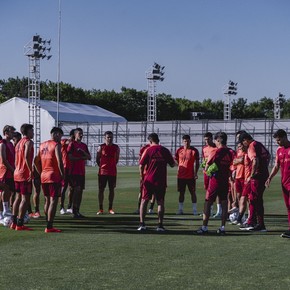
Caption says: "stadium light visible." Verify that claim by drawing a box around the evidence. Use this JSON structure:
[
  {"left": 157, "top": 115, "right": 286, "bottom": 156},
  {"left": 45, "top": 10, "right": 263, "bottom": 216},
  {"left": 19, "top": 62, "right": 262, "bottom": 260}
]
[
  {"left": 145, "top": 62, "right": 165, "bottom": 122},
  {"left": 223, "top": 80, "right": 238, "bottom": 121},
  {"left": 24, "top": 34, "right": 52, "bottom": 153},
  {"left": 274, "top": 92, "right": 284, "bottom": 120}
]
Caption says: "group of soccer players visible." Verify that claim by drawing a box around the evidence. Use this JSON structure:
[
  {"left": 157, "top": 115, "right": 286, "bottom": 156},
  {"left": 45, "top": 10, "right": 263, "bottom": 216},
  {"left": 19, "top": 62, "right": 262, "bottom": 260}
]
[{"left": 0, "top": 123, "right": 289, "bottom": 238}]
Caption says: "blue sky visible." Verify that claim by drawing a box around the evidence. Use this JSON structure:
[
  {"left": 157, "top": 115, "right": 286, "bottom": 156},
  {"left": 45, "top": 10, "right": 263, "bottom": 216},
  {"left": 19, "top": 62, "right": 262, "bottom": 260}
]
[{"left": 1, "top": 0, "right": 290, "bottom": 102}]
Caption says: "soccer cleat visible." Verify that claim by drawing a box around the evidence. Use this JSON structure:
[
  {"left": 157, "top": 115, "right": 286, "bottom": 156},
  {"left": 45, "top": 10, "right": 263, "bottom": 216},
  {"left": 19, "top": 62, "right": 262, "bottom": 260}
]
[
  {"left": 10, "top": 222, "right": 17, "bottom": 230},
  {"left": 15, "top": 225, "right": 33, "bottom": 231},
  {"left": 239, "top": 223, "right": 255, "bottom": 231},
  {"left": 33, "top": 211, "right": 41, "bottom": 218},
  {"left": 60, "top": 208, "right": 66, "bottom": 215},
  {"left": 28, "top": 213, "right": 34, "bottom": 218},
  {"left": 195, "top": 227, "right": 208, "bottom": 234},
  {"left": 176, "top": 209, "right": 184, "bottom": 215},
  {"left": 45, "top": 227, "right": 62, "bottom": 233},
  {"left": 156, "top": 226, "right": 166, "bottom": 232},
  {"left": 148, "top": 209, "right": 154, "bottom": 214},
  {"left": 280, "top": 230, "right": 290, "bottom": 238},
  {"left": 66, "top": 208, "right": 73, "bottom": 214},
  {"left": 97, "top": 209, "right": 104, "bottom": 215},
  {"left": 3, "top": 209, "right": 13, "bottom": 217},
  {"left": 216, "top": 228, "right": 226, "bottom": 235},
  {"left": 108, "top": 209, "right": 115, "bottom": 215},
  {"left": 137, "top": 224, "right": 147, "bottom": 231},
  {"left": 249, "top": 224, "right": 267, "bottom": 232},
  {"left": 73, "top": 212, "right": 85, "bottom": 219}
]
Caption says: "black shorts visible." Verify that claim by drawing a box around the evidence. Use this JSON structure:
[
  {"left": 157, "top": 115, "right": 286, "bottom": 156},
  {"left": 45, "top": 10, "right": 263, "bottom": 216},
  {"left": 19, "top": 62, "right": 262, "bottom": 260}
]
[{"left": 98, "top": 175, "right": 116, "bottom": 190}]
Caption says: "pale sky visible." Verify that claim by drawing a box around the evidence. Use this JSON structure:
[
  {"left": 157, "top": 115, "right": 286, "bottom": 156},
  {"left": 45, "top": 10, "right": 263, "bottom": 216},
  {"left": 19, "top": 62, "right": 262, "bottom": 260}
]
[{"left": 1, "top": 0, "right": 290, "bottom": 102}]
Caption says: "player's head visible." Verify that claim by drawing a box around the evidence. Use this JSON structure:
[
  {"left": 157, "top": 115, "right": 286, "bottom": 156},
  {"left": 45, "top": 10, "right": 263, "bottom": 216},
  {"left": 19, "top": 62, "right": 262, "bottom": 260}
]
[
  {"left": 3, "top": 125, "right": 16, "bottom": 139},
  {"left": 12, "top": 131, "right": 21, "bottom": 146},
  {"left": 20, "top": 123, "right": 34, "bottom": 139},
  {"left": 204, "top": 132, "right": 213, "bottom": 145},
  {"left": 69, "top": 129, "right": 75, "bottom": 141},
  {"left": 238, "top": 132, "right": 253, "bottom": 146},
  {"left": 182, "top": 134, "right": 191, "bottom": 147},
  {"left": 104, "top": 131, "right": 113, "bottom": 144},
  {"left": 148, "top": 133, "right": 159, "bottom": 144},
  {"left": 273, "top": 129, "right": 288, "bottom": 147},
  {"left": 235, "top": 130, "right": 247, "bottom": 142},
  {"left": 50, "top": 127, "right": 64, "bottom": 142},
  {"left": 214, "top": 131, "right": 227, "bottom": 146},
  {"left": 74, "top": 128, "right": 83, "bottom": 141}
]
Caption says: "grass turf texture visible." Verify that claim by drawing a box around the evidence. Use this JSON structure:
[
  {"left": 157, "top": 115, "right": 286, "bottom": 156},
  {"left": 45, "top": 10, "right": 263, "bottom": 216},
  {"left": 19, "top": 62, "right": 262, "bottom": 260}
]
[{"left": 1, "top": 166, "right": 289, "bottom": 290}]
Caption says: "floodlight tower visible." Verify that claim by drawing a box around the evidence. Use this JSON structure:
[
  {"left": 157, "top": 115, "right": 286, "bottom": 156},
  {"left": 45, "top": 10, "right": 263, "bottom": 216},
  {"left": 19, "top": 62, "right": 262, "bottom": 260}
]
[
  {"left": 145, "top": 63, "right": 165, "bottom": 122},
  {"left": 223, "top": 80, "right": 237, "bottom": 121},
  {"left": 274, "top": 92, "right": 284, "bottom": 120},
  {"left": 24, "top": 34, "right": 52, "bottom": 152}
]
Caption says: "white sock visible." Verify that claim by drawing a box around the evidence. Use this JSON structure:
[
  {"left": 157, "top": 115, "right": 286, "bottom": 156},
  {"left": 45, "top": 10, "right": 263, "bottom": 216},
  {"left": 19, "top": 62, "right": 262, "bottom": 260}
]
[
  {"left": 178, "top": 202, "right": 184, "bottom": 211},
  {"left": 3, "top": 202, "right": 9, "bottom": 213},
  {"left": 192, "top": 203, "right": 197, "bottom": 213},
  {"left": 0, "top": 211, "right": 3, "bottom": 219},
  {"left": 216, "top": 204, "right": 222, "bottom": 215}
]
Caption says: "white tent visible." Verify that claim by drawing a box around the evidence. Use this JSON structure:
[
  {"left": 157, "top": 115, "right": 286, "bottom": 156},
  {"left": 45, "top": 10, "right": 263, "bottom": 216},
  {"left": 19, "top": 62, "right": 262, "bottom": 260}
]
[{"left": 0, "top": 97, "right": 126, "bottom": 141}]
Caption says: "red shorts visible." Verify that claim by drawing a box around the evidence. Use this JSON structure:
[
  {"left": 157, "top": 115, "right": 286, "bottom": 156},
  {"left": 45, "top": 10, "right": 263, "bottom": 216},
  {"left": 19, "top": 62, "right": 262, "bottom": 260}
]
[
  {"left": 71, "top": 175, "right": 85, "bottom": 190},
  {"left": 15, "top": 181, "right": 32, "bottom": 195},
  {"left": 62, "top": 167, "right": 73, "bottom": 187},
  {"left": 98, "top": 175, "right": 116, "bottom": 190},
  {"left": 242, "top": 181, "right": 251, "bottom": 197},
  {"left": 42, "top": 182, "right": 61, "bottom": 198},
  {"left": 0, "top": 177, "right": 15, "bottom": 192},
  {"left": 142, "top": 181, "right": 166, "bottom": 203},
  {"left": 235, "top": 178, "right": 244, "bottom": 194},
  {"left": 177, "top": 178, "right": 196, "bottom": 193},
  {"left": 203, "top": 174, "right": 210, "bottom": 190},
  {"left": 206, "top": 177, "right": 228, "bottom": 202}
]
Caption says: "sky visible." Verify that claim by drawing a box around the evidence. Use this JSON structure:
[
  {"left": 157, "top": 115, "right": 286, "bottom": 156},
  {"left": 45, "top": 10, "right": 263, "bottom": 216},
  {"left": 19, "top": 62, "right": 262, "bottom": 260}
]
[{"left": 1, "top": 0, "right": 290, "bottom": 102}]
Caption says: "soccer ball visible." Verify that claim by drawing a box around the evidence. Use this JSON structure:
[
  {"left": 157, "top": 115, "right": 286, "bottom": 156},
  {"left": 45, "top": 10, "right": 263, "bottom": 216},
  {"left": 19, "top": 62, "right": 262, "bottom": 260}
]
[
  {"left": 3, "top": 216, "right": 13, "bottom": 227},
  {"left": 229, "top": 211, "right": 239, "bottom": 222}
]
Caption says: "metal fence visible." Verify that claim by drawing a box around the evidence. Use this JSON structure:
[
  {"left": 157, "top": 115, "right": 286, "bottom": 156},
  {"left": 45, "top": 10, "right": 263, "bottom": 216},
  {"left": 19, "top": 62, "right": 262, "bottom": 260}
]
[{"left": 59, "top": 119, "right": 290, "bottom": 166}]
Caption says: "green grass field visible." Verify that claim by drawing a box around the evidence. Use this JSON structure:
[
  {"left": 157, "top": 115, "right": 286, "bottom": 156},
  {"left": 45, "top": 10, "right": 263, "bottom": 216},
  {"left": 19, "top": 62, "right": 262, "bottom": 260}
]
[{"left": 0, "top": 166, "right": 289, "bottom": 290}]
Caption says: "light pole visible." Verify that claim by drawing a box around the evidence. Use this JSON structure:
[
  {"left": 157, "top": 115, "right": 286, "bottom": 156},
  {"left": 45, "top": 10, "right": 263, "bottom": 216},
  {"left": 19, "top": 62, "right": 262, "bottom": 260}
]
[
  {"left": 145, "top": 62, "right": 165, "bottom": 122},
  {"left": 274, "top": 92, "right": 284, "bottom": 120},
  {"left": 223, "top": 80, "right": 237, "bottom": 121},
  {"left": 24, "top": 34, "right": 52, "bottom": 153}
]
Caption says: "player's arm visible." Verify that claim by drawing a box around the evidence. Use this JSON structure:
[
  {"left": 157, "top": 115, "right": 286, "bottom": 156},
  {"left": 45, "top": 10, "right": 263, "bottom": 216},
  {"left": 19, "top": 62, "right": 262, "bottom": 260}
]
[
  {"left": 78, "top": 146, "right": 91, "bottom": 161},
  {"left": 55, "top": 143, "right": 64, "bottom": 179},
  {"left": 0, "top": 143, "right": 14, "bottom": 173},
  {"left": 96, "top": 146, "right": 101, "bottom": 166},
  {"left": 265, "top": 158, "right": 279, "bottom": 188},
  {"left": 24, "top": 140, "right": 33, "bottom": 180},
  {"left": 194, "top": 149, "right": 200, "bottom": 179},
  {"left": 251, "top": 157, "right": 259, "bottom": 178},
  {"left": 233, "top": 155, "right": 244, "bottom": 166},
  {"left": 115, "top": 146, "right": 120, "bottom": 164}
]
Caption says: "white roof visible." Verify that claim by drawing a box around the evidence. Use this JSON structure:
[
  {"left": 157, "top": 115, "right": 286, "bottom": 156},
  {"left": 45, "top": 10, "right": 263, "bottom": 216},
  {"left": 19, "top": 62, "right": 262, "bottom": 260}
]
[{"left": 16, "top": 97, "right": 127, "bottom": 123}]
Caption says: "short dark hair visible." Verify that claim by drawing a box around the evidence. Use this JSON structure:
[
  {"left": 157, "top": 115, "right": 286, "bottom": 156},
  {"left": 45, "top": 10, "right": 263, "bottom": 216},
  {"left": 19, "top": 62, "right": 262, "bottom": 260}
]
[
  {"left": 182, "top": 134, "right": 190, "bottom": 140},
  {"left": 204, "top": 132, "right": 213, "bottom": 138},
  {"left": 13, "top": 131, "right": 21, "bottom": 140},
  {"left": 69, "top": 129, "right": 75, "bottom": 137},
  {"left": 214, "top": 132, "right": 227, "bottom": 145},
  {"left": 50, "top": 127, "right": 64, "bottom": 135},
  {"left": 148, "top": 133, "right": 159, "bottom": 143},
  {"left": 104, "top": 131, "right": 113, "bottom": 136},
  {"left": 273, "top": 129, "right": 287, "bottom": 139},
  {"left": 20, "top": 123, "right": 33, "bottom": 136},
  {"left": 236, "top": 130, "right": 247, "bottom": 137},
  {"left": 238, "top": 132, "right": 253, "bottom": 143},
  {"left": 3, "top": 125, "right": 16, "bottom": 135},
  {"left": 75, "top": 128, "right": 83, "bottom": 135}
]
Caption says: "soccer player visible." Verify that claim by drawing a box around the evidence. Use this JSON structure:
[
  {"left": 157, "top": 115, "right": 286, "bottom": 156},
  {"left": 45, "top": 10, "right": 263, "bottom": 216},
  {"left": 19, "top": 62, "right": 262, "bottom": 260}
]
[
  {"left": 35, "top": 127, "right": 64, "bottom": 233},
  {"left": 196, "top": 132, "right": 233, "bottom": 234},
  {"left": 67, "top": 128, "right": 91, "bottom": 218},
  {"left": 138, "top": 133, "right": 175, "bottom": 231},
  {"left": 201, "top": 132, "right": 220, "bottom": 217},
  {"left": 175, "top": 134, "right": 200, "bottom": 215},
  {"left": 134, "top": 143, "right": 150, "bottom": 214},
  {"left": 0, "top": 125, "right": 16, "bottom": 217},
  {"left": 10, "top": 123, "right": 34, "bottom": 231},
  {"left": 265, "top": 129, "right": 290, "bottom": 238},
  {"left": 238, "top": 132, "right": 270, "bottom": 231},
  {"left": 96, "top": 131, "right": 120, "bottom": 215},
  {"left": 59, "top": 129, "right": 75, "bottom": 214}
]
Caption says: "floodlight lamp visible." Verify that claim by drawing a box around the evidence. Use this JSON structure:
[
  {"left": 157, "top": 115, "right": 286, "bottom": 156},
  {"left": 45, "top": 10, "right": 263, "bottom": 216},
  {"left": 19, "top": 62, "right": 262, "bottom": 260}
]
[
  {"left": 33, "top": 43, "right": 39, "bottom": 49},
  {"left": 153, "top": 69, "right": 160, "bottom": 74},
  {"left": 33, "top": 35, "right": 40, "bottom": 42},
  {"left": 160, "top": 77, "right": 164, "bottom": 81}
]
